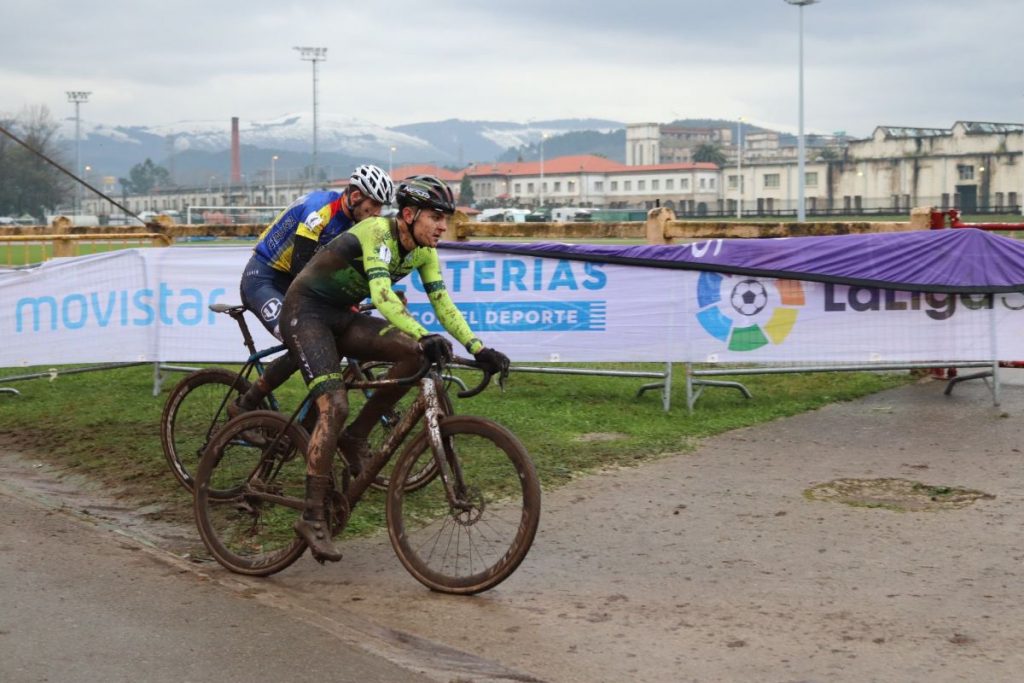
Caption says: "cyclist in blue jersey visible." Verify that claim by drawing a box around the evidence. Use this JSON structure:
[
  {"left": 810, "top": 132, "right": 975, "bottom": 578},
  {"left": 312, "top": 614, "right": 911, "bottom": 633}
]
[
  {"left": 233, "top": 164, "right": 394, "bottom": 412},
  {"left": 241, "top": 164, "right": 394, "bottom": 339}
]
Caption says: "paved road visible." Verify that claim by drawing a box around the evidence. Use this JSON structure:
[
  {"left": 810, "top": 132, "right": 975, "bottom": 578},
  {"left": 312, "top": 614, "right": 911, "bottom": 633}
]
[
  {"left": 0, "top": 486, "right": 438, "bottom": 683},
  {"left": 4, "top": 375, "right": 1024, "bottom": 682}
]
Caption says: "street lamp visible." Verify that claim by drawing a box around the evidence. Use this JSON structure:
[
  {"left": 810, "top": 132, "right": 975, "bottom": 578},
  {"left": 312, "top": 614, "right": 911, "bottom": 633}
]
[
  {"left": 539, "top": 132, "right": 548, "bottom": 209},
  {"left": 294, "top": 46, "right": 327, "bottom": 185},
  {"left": 271, "top": 155, "right": 279, "bottom": 205},
  {"left": 66, "top": 90, "right": 91, "bottom": 217},
  {"left": 83, "top": 165, "right": 92, "bottom": 214},
  {"left": 784, "top": 0, "right": 818, "bottom": 222},
  {"left": 389, "top": 146, "right": 396, "bottom": 176},
  {"left": 736, "top": 117, "right": 744, "bottom": 219}
]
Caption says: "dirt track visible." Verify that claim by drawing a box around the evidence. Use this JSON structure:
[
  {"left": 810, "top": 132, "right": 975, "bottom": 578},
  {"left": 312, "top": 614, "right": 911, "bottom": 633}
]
[{"left": 4, "top": 375, "right": 1024, "bottom": 682}]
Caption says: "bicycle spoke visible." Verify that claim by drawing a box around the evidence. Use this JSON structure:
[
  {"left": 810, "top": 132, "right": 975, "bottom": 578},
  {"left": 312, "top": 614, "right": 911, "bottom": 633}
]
[
  {"left": 194, "top": 412, "right": 309, "bottom": 576},
  {"left": 161, "top": 368, "right": 251, "bottom": 495},
  {"left": 387, "top": 416, "right": 540, "bottom": 594}
]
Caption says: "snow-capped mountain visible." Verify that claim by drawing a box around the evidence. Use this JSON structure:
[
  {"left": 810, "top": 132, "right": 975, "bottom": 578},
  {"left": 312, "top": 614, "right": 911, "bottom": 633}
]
[{"left": 56, "top": 113, "right": 625, "bottom": 186}]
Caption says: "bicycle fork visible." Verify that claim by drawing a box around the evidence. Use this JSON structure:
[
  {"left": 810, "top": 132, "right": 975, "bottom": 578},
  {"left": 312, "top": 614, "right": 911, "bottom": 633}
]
[{"left": 421, "top": 378, "right": 470, "bottom": 512}]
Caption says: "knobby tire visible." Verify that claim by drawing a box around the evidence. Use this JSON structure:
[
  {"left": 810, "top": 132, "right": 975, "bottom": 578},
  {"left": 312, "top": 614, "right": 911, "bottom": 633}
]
[
  {"left": 193, "top": 410, "right": 311, "bottom": 576},
  {"left": 160, "top": 368, "right": 252, "bottom": 497},
  {"left": 386, "top": 415, "right": 540, "bottom": 595}
]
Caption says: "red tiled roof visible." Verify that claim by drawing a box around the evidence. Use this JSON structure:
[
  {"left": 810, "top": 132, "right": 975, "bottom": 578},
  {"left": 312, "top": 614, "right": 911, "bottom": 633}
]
[
  {"left": 619, "top": 162, "right": 720, "bottom": 172},
  {"left": 464, "top": 155, "right": 624, "bottom": 177},
  {"left": 463, "top": 155, "right": 718, "bottom": 176},
  {"left": 390, "top": 164, "right": 463, "bottom": 182}
]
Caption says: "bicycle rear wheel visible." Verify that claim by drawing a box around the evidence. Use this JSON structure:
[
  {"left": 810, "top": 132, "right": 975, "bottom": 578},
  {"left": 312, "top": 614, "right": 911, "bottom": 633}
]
[
  {"left": 386, "top": 415, "right": 540, "bottom": 595},
  {"left": 193, "top": 410, "right": 310, "bottom": 576},
  {"left": 160, "top": 368, "right": 251, "bottom": 497}
]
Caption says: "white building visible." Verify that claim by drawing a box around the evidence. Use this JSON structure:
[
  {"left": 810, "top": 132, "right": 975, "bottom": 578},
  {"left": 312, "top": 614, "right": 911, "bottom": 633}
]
[
  {"left": 725, "top": 121, "right": 1024, "bottom": 215},
  {"left": 465, "top": 155, "right": 720, "bottom": 213}
]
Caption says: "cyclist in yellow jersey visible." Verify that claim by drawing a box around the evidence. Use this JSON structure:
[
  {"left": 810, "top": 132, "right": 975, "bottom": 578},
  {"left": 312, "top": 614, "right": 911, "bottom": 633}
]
[{"left": 277, "top": 175, "right": 509, "bottom": 562}]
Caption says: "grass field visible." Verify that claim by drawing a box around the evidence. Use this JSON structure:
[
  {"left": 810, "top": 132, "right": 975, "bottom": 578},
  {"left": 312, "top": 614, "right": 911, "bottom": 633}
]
[{"left": 0, "top": 362, "right": 911, "bottom": 536}]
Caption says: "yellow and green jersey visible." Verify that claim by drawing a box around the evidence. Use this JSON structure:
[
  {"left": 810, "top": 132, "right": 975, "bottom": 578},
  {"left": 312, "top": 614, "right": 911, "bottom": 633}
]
[{"left": 290, "top": 216, "right": 483, "bottom": 354}]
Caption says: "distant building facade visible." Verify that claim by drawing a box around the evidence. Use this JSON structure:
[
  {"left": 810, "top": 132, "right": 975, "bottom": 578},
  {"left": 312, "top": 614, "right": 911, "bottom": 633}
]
[
  {"left": 626, "top": 123, "right": 730, "bottom": 166},
  {"left": 464, "top": 155, "right": 720, "bottom": 212},
  {"left": 83, "top": 121, "right": 1024, "bottom": 223},
  {"left": 725, "top": 121, "right": 1024, "bottom": 215}
]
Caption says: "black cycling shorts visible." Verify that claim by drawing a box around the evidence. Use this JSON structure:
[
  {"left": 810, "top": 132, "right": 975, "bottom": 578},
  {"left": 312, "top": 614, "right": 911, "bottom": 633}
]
[
  {"left": 239, "top": 255, "right": 293, "bottom": 340},
  {"left": 280, "top": 293, "right": 420, "bottom": 397}
]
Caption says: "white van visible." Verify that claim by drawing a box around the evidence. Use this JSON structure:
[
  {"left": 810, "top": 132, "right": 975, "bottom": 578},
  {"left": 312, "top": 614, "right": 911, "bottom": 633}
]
[
  {"left": 551, "top": 207, "right": 593, "bottom": 223},
  {"left": 45, "top": 214, "right": 101, "bottom": 227}
]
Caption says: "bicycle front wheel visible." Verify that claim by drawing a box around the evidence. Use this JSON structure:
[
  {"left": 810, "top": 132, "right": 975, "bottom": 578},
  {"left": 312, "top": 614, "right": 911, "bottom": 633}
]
[
  {"left": 193, "top": 410, "right": 309, "bottom": 576},
  {"left": 386, "top": 415, "right": 540, "bottom": 595},
  {"left": 160, "top": 368, "right": 251, "bottom": 496}
]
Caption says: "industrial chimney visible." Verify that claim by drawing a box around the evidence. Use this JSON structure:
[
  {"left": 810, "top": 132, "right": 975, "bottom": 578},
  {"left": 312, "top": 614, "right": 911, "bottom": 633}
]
[{"left": 231, "top": 117, "right": 241, "bottom": 185}]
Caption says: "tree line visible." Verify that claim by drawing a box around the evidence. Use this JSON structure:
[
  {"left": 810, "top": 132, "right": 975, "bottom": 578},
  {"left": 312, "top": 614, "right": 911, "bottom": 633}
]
[
  {"left": 0, "top": 106, "right": 72, "bottom": 219},
  {"left": 0, "top": 106, "right": 173, "bottom": 220}
]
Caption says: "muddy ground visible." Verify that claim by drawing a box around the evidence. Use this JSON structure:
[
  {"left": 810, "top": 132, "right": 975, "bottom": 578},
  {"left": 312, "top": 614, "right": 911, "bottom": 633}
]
[{"left": 3, "top": 375, "right": 1024, "bottom": 682}]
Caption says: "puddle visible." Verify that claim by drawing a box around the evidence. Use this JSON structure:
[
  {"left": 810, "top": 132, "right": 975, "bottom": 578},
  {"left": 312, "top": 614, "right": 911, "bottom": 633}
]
[
  {"left": 0, "top": 451, "right": 202, "bottom": 556},
  {"left": 805, "top": 477, "right": 995, "bottom": 512}
]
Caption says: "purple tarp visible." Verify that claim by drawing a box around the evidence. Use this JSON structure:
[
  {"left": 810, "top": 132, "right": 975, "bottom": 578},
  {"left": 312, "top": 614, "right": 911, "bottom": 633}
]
[{"left": 441, "top": 228, "right": 1024, "bottom": 294}]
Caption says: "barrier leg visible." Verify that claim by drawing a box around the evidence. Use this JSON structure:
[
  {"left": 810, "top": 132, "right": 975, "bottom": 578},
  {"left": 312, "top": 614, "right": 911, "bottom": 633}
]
[
  {"left": 636, "top": 363, "right": 673, "bottom": 412},
  {"left": 684, "top": 364, "right": 754, "bottom": 412},
  {"left": 942, "top": 361, "right": 1000, "bottom": 406}
]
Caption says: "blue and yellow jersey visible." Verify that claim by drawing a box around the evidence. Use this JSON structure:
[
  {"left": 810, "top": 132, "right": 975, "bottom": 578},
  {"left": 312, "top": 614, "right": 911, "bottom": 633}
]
[
  {"left": 253, "top": 190, "right": 355, "bottom": 272},
  {"left": 291, "top": 216, "right": 484, "bottom": 354}
]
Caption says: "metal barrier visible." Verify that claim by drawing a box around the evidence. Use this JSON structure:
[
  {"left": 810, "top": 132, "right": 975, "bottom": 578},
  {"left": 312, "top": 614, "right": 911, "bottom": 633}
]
[
  {"left": 0, "top": 363, "right": 154, "bottom": 399},
  {"left": 685, "top": 360, "right": 1001, "bottom": 412},
  {"left": 150, "top": 361, "right": 674, "bottom": 410},
  {"left": 0, "top": 210, "right": 951, "bottom": 412},
  {"left": 510, "top": 363, "right": 673, "bottom": 412},
  {"left": 0, "top": 233, "right": 171, "bottom": 265}
]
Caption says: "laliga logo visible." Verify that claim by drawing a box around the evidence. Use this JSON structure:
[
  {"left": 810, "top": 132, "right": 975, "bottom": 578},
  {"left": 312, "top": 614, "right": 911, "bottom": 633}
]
[{"left": 696, "top": 272, "right": 805, "bottom": 352}]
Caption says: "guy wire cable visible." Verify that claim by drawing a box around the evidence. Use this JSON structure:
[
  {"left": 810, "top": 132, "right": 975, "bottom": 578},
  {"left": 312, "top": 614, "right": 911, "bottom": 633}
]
[{"left": 0, "top": 123, "right": 149, "bottom": 225}]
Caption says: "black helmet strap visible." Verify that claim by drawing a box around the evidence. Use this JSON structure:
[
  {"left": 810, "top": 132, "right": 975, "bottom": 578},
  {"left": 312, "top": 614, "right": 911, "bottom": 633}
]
[{"left": 400, "top": 206, "right": 427, "bottom": 249}]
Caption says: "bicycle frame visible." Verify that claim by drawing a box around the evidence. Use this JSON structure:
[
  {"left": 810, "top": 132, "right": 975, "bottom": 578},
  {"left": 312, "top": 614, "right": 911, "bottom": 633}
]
[
  {"left": 342, "top": 372, "right": 456, "bottom": 509},
  {"left": 250, "top": 369, "right": 465, "bottom": 531},
  {"left": 217, "top": 303, "right": 383, "bottom": 417}
]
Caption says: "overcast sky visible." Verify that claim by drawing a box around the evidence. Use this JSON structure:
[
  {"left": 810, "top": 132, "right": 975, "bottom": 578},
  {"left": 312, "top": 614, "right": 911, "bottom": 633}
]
[{"left": 2, "top": 0, "right": 1021, "bottom": 138}]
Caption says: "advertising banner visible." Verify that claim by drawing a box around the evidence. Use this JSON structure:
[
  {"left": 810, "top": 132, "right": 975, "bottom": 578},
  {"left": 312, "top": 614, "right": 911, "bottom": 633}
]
[{"left": 0, "top": 244, "right": 1019, "bottom": 368}]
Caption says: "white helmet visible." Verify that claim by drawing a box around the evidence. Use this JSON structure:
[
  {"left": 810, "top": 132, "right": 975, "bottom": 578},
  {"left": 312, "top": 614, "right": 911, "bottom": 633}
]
[{"left": 349, "top": 164, "right": 395, "bottom": 204}]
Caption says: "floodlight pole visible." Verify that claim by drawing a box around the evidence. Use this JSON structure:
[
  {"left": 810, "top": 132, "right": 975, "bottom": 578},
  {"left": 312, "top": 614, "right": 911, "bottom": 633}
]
[
  {"left": 539, "top": 132, "right": 548, "bottom": 208},
  {"left": 271, "top": 155, "right": 278, "bottom": 204},
  {"left": 294, "top": 47, "right": 327, "bottom": 186},
  {"left": 784, "top": 0, "right": 817, "bottom": 222},
  {"left": 67, "top": 91, "right": 91, "bottom": 218},
  {"left": 736, "top": 117, "right": 743, "bottom": 219}
]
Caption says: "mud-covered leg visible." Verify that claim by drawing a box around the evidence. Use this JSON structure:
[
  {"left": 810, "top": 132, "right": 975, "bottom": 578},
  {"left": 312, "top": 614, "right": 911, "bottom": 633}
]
[
  {"left": 294, "top": 389, "right": 347, "bottom": 563},
  {"left": 235, "top": 353, "right": 298, "bottom": 411}
]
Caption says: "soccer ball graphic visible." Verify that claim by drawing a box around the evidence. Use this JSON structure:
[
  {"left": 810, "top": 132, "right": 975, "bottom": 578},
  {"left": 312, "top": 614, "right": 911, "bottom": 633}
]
[
  {"left": 729, "top": 279, "right": 768, "bottom": 317},
  {"left": 695, "top": 272, "right": 805, "bottom": 352}
]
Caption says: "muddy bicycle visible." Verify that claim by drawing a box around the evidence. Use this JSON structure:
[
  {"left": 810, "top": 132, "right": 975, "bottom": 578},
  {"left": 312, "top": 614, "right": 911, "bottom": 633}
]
[
  {"left": 192, "top": 355, "right": 541, "bottom": 594},
  {"left": 160, "top": 303, "right": 442, "bottom": 498}
]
